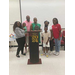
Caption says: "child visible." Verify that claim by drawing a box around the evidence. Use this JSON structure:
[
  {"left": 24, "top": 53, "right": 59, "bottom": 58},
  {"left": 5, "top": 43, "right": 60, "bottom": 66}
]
[
  {"left": 23, "top": 23, "right": 27, "bottom": 53},
  {"left": 41, "top": 27, "right": 51, "bottom": 57}
]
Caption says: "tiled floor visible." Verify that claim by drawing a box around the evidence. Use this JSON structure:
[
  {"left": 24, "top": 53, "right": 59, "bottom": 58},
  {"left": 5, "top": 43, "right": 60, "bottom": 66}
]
[{"left": 9, "top": 47, "right": 65, "bottom": 75}]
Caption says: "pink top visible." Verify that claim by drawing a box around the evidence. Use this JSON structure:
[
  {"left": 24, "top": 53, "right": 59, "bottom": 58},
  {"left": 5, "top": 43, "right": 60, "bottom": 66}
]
[
  {"left": 23, "top": 20, "right": 32, "bottom": 31},
  {"left": 23, "top": 20, "right": 32, "bottom": 36}
]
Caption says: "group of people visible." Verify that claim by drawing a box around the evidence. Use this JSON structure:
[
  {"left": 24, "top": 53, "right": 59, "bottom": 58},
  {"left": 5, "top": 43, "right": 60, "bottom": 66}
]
[{"left": 13, "top": 15, "right": 62, "bottom": 58}]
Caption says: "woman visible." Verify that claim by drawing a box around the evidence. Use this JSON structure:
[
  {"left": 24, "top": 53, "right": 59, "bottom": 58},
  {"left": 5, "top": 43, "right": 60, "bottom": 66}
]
[
  {"left": 13, "top": 21, "right": 26, "bottom": 58},
  {"left": 30, "top": 18, "right": 41, "bottom": 43},
  {"left": 52, "top": 18, "right": 62, "bottom": 56}
]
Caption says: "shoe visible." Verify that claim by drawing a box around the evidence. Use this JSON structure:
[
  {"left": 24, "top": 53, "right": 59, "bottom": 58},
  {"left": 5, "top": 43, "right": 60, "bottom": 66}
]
[
  {"left": 46, "top": 53, "right": 49, "bottom": 58},
  {"left": 46, "top": 55, "right": 48, "bottom": 58},
  {"left": 21, "top": 53, "right": 26, "bottom": 55},
  {"left": 53, "top": 51, "right": 57, "bottom": 55},
  {"left": 55, "top": 52, "right": 59, "bottom": 56},
  {"left": 16, "top": 55, "right": 20, "bottom": 58},
  {"left": 41, "top": 53, "right": 45, "bottom": 56},
  {"left": 49, "top": 51, "right": 53, "bottom": 55}
]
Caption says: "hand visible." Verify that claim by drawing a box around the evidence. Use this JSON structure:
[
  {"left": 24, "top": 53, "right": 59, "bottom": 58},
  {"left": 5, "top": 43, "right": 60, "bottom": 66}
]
[
  {"left": 25, "top": 33, "right": 27, "bottom": 36},
  {"left": 58, "top": 37, "right": 60, "bottom": 40},
  {"left": 46, "top": 42, "right": 48, "bottom": 45},
  {"left": 50, "top": 37, "right": 52, "bottom": 40},
  {"left": 23, "top": 28, "right": 25, "bottom": 30}
]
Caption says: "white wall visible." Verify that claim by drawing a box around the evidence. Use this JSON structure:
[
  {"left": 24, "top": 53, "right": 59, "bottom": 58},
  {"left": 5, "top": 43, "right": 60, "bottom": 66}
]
[
  {"left": 9, "top": 0, "right": 21, "bottom": 45},
  {"left": 9, "top": 0, "right": 20, "bottom": 34},
  {"left": 21, "top": 0, "right": 65, "bottom": 28}
]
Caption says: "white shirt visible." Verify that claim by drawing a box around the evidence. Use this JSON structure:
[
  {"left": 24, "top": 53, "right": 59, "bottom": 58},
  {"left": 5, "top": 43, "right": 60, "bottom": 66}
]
[{"left": 41, "top": 32, "right": 51, "bottom": 43}]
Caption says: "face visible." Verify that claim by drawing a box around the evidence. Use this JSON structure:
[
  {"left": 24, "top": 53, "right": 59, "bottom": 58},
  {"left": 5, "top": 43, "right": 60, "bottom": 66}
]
[
  {"left": 26, "top": 16, "right": 30, "bottom": 22},
  {"left": 53, "top": 19, "right": 57, "bottom": 25},
  {"left": 23, "top": 23, "right": 26, "bottom": 27},
  {"left": 45, "top": 21, "right": 49, "bottom": 25},
  {"left": 34, "top": 18, "right": 37, "bottom": 23},
  {"left": 17, "top": 22, "right": 20, "bottom": 27},
  {"left": 44, "top": 27, "right": 47, "bottom": 32}
]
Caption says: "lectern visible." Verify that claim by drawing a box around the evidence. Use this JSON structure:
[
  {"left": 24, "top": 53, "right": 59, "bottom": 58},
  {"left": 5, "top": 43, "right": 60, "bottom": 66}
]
[{"left": 27, "top": 30, "right": 42, "bottom": 64}]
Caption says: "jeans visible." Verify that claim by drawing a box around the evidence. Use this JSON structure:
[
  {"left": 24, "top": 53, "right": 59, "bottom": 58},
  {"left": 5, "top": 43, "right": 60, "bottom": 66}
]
[{"left": 54, "top": 37, "right": 62, "bottom": 52}]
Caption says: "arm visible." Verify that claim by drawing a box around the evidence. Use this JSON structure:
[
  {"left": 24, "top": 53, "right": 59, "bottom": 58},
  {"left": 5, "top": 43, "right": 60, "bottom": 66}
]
[
  {"left": 30, "top": 24, "right": 32, "bottom": 30},
  {"left": 58, "top": 25, "right": 62, "bottom": 40},
  {"left": 15, "top": 28, "right": 25, "bottom": 37},
  {"left": 58, "top": 31, "right": 61, "bottom": 40},
  {"left": 50, "top": 29, "right": 53, "bottom": 40},
  {"left": 46, "top": 33, "right": 50, "bottom": 45}
]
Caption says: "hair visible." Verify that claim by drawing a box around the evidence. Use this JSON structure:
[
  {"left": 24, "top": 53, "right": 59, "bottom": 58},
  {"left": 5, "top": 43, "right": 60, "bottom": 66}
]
[
  {"left": 13, "top": 21, "right": 22, "bottom": 32},
  {"left": 23, "top": 22, "right": 26, "bottom": 25},
  {"left": 44, "top": 20, "right": 49, "bottom": 24},
  {"left": 33, "top": 17, "right": 37, "bottom": 20},
  {"left": 53, "top": 18, "right": 58, "bottom": 24},
  {"left": 26, "top": 15, "right": 30, "bottom": 18}
]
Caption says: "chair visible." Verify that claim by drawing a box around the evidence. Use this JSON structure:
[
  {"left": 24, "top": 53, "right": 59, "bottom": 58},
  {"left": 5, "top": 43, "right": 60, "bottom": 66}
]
[{"left": 62, "top": 31, "right": 65, "bottom": 50}]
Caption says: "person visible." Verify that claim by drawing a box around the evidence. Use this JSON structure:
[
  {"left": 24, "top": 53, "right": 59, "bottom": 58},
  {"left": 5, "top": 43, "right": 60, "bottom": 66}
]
[
  {"left": 22, "top": 23, "right": 27, "bottom": 53},
  {"left": 43, "top": 21, "right": 50, "bottom": 50},
  {"left": 52, "top": 18, "right": 62, "bottom": 56},
  {"left": 41, "top": 27, "right": 50, "bottom": 57},
  {"left": 23, "top": 15, "right": 32, "bottom": 50},
  {"left": 13, "top": 21, "right": 26, "bottom": 58},
  {"left": 30, "top": 17, "right": 41, "bottom": 43}
]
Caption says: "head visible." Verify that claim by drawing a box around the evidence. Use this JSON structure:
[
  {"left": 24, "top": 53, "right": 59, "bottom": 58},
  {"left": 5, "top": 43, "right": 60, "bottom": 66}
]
[
  {"left": 23, "top": 23, "right": 26, "bottom": 27},
  {"left": 53, "top": 18, "right": 58, "bottom": 25},
  {"left": 44, "top": 27, "right": 48, "bottom": 32},
  {"left": 26, "top": 15, "right": 30, "bottom": 22},
  {"left": 13, "top": 21, "right": 22, "bottom": 32},
  {"left": 33, "top": 17, "right": 37, "bottom": 24},
  {"left": 44, "top": 21, "right": 49, "bottom": 25}
]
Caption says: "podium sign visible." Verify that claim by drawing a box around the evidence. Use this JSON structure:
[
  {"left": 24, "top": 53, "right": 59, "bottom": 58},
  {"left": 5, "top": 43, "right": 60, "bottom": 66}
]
[{"left": 27, "top": 31, "right": 42, "bottom": 64}]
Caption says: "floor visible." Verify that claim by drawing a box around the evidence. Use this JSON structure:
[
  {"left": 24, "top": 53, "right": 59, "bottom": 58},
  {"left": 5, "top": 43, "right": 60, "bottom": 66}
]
[{"left": 9, "top": 47, "right": 65, "bottom": 75}]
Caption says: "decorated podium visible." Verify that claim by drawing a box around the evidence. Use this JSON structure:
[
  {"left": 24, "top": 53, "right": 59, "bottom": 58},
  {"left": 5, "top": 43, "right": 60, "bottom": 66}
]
[{"left": 27, "top": 30, "right": 42, "bottom": 64}]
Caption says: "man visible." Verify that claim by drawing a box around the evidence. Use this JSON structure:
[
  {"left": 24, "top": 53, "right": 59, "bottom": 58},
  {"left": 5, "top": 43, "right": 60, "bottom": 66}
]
[{"left": 23, "top": 15, "right": 32, "bottom": 51}]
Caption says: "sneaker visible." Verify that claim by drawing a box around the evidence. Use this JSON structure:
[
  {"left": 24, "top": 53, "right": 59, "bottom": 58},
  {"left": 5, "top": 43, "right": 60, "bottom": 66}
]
[
  {"left": 41, "top": 53, "right": 45, "bottom": 56},
  {"left": 55, "top": 52, "right": 59, "bottom": 56},
  {"left": 49, "top": 51, "right": 53, "bottom": 55},
  {"left": 46, "top": 53, "right": 49, "bottom": 58},
  {"left": 21, "top": 53, "right": 26, "bottom": 55},
  {"left": 46, "top": 55, "right": 49, "bottom": 58},
  {"left": 16, "top": 55, "right": 20, "bottom": 58},
  {"left": 53, "top": 51, "right": 57, "bottom": 55}
]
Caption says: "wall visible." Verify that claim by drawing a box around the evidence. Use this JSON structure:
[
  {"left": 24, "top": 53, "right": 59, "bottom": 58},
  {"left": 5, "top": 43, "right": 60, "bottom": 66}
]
[
  {"left": 21, "top": 0, "right": 65, "bottom": 28},
  {"left": 9, "top": 0, "right": 20, "bottom": 34},
  {"left": 9, "top": 0, "right": 21, "bottom": 45}
]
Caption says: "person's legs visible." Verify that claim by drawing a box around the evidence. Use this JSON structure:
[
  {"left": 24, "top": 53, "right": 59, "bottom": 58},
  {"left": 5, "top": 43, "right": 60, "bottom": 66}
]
[
  {"left": 43, "top": 47, "right": 45, "bottom": 54},
  {"left": 41, "top": 43, "right": 45, "bottom": 56},
  {"left": 25, "top": 43, "right": 27, "bottom": 53},
  {"left": 16, "top": 39, "right": 21, "bottom": 57},
  {"left": 21, "top": 37, "right": 26, "bottom": 55},
  {"left": 57, "top": 37, "right": 62, "bottom": 52},
  {"left": 46, "top": 47, "right": 49, "bottom": 57},
  {"left": 54, "top": 38, "right": 58, "bottom": 52}
]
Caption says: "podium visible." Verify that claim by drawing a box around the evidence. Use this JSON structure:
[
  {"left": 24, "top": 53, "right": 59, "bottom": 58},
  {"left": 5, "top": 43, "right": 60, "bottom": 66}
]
[{"left": 27, "top": 30, "right": 42, "bottom": 64}]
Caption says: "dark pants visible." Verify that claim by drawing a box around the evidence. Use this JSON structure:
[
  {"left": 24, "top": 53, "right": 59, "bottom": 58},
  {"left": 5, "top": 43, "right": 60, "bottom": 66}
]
[
  {"left": 50, "top": 39, "right": 54, "bottom": 51},
  {"left": 16, "top": 37, "right": 25, "bottom": 55}
]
